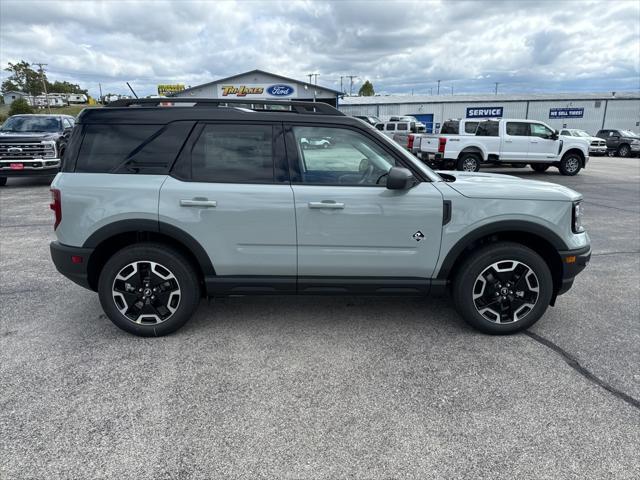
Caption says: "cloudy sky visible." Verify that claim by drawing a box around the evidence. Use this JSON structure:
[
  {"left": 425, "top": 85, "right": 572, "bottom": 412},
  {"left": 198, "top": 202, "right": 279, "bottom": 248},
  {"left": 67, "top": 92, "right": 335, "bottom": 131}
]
[{"left": 1, "top": 0, "right": 638, "bottom": 98}]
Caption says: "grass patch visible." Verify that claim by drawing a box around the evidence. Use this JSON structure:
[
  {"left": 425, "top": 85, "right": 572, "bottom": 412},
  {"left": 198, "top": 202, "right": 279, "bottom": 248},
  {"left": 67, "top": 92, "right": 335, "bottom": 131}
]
[{"left": 0, "top": 103, "right": 102, "bottom": 123}]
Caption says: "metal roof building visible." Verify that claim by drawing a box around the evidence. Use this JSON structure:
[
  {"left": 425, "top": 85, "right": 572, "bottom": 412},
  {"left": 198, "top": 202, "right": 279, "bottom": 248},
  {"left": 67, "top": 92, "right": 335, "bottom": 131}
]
[
  {"left": 171, "top": 69, "right": 342, "bottom": 107},
  {"left": 339, "top": 92, "right": 640, "bottom": 134}
]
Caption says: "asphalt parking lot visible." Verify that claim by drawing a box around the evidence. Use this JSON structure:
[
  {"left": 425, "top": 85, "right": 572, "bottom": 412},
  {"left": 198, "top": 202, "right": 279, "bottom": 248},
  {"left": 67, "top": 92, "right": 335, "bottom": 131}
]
[{"left": 1, "top": 157, "right": 639, "bottom": 479}]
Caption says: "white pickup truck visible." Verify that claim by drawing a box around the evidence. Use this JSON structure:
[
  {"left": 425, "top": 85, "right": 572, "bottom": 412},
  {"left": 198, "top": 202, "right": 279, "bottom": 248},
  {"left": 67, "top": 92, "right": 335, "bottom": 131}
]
[{"left": 414, "top": 118, "right": 590, "bottom": 176}]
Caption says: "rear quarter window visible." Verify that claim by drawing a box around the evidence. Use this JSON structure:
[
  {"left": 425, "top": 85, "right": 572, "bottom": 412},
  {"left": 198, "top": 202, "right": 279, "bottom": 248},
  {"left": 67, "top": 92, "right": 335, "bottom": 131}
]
[
  {"left": 75, "top": 122, "right": 193, "bottom": 174},
  {"left": 440, "top": 121, "right": 459, "bottom": 134}
]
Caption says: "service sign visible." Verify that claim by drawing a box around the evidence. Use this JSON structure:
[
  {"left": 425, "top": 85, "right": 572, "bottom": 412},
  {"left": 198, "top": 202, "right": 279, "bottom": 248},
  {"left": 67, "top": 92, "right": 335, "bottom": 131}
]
[
  {"left": 157, "top": 84, "right": 185, "bottom": 95},
  {"left": 466, "top": 107, "right": 503, "bottom": 118},
  {"left": 549, "top": 108, "right": 584, "bottom": 119},
  {"left": 218, "top": 83, "right": 296, "bottom": 98}
]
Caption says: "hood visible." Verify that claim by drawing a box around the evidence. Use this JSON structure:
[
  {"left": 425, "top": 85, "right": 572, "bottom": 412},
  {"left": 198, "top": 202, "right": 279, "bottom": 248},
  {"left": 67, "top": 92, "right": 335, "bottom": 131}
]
[
  {"left": 439, "top": 171, "right": 582, "bottom": 202},
  {"left": 0, "top": 131, "right": 60, "bottom": 142}
]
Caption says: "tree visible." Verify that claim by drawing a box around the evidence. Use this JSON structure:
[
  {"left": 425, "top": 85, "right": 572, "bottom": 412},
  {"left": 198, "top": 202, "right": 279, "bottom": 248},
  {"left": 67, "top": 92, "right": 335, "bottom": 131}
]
[
  {"left": 8, "top": 98, "right": 34, "bottom": 116},
  {"left": 48, "top": 80, "right": 88, "bottom": 95},
  {"left": 358, "top": 80, "right": 375, "bottom": 96},
  {"left": 2, "top": 61, "right": 43, "bottom": 96}
]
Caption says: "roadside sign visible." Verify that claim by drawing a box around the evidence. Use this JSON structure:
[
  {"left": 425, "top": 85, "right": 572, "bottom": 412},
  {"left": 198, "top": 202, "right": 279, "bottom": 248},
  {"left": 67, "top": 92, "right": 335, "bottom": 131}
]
[{"left": 549, "top": 108, "right": 584, "bottom": 119}]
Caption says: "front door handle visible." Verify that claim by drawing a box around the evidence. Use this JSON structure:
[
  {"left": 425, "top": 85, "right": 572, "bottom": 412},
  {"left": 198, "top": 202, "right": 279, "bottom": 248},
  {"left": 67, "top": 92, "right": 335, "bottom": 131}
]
[
  {"left": 308, "top": 201, "right": 345, "bottom": 209},
  {"left": 504, "top": 140, "right": 513, "bottom": 143},
  {"left": 530, "top": 140, "right": 539, "bottom": 143},
  {"left": 180, "top": 198, "right": 217, "bottom": 208}
]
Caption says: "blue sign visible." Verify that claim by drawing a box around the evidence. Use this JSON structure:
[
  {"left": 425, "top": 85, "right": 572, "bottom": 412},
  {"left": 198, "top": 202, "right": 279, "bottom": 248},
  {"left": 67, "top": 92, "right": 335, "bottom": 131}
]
[
  {"left": 267, "top": 84, "right": 294, "bottom": 96},
  {"left": 549, "top": 108, "right": 584, "bottom": 119},
  {"left": 466, "top": 107, "right": 503, "bottom": 118}
]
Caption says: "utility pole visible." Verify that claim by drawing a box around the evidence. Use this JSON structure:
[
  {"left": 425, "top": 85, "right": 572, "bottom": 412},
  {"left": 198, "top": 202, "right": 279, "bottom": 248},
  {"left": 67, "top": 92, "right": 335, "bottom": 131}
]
[
  {"left": 494, "top": 82, "right": 499, "bottom": 95},
  {"left": 98, "top": 82, "right": 103, "bottom": 104},
  {"left": 346, "top": 75, "right": 357, "bottom": 96},
  {"left": 312, "top": 73, "right": 319, "bottom": 85},
  {"left": 437, "top": 80, "right": 441, "bottom": 95},
  {"left": 340, "top": 76, "right": 344, "bottom": 94},
  {"left": 428, "top": 87, "right": 433, "bottom": 95},
  {"left": 307, "top": 74, "right": 313, "bottom": 84},
  {"left": 34, "top": 62, "right": 51, "bottom": 113}
]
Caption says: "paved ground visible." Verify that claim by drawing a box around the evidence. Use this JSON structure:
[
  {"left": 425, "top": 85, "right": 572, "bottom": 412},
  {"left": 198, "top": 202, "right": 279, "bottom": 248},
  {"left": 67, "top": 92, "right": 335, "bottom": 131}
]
[{"left": 1, "top": 157, "right": 639, "bottom": 479}]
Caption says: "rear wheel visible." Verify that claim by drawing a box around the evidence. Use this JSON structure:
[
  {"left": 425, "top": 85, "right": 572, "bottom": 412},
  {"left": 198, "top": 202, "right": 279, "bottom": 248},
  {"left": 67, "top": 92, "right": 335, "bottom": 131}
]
[
  {"left": 98, "top": 243, "right": 201, "bottom": 337},
  {"left": 452, "top": 242, "right": 553, "bottom": 334},
  {"left": 617, "top": 144, "right": 630, "bottom": 157},
  {"left": 559, "top": 153, "right": 582, "bottom": 176},
  {"left": 457, "top": 153, "right": 481, "bottom": 172},
  {"left": 0, "top": 177, "right": 6, "bottom": 186},
  {"left": 530, "top": 163, "right": 550, "bottom": 172}
]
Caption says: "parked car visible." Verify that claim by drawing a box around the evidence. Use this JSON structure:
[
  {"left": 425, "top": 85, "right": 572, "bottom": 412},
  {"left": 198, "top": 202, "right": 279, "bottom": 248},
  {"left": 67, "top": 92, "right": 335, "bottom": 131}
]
[
  {"left": 0, "top": 114, "right": 75, "bottom": 186},
  {"left": 301, "top": 136, "right": 332, "bottom": 149},
  {"left": 411, "top": 119, "right": 482, "bottom": 156},
  {"left": 595, "top": 129, "right": 640, "bottom": 157},
  {"left": 416, "top": 119, "right": 590, "bottom": 175},
  {"left": 353, "top": 115, "right": 382, "bottom": 126},
  {"left": 559, "top": 128, "right": 607, "bottom": 156},
  {"left": 50, "top": 98, "right": 590, "bottom": 337}
]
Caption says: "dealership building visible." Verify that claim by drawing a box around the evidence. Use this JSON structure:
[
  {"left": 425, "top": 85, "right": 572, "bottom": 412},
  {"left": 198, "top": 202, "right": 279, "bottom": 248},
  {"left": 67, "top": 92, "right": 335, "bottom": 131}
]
[
  {"left": 172, "top": 69, "right": 341, "bottom": 106},
  {"left": 339, "top": 92, "right": 640, "bottom": 134}
]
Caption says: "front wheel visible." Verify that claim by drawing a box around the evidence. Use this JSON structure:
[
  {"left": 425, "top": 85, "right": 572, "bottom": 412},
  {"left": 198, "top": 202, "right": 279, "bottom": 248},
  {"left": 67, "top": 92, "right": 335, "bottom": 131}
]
[
  {"left": 98, "top": 243, "right": 201, "bottom": 337},
  {"left": 457, "top": 153, "right": 481, "bottom": 172},
  {"left": 559, "top": 153, "right": 582, "bottom": 176},
  {"left": 617, "top": 144, "right": 630, "bottom": 157},
  {"left": 452, "top": 242, "right": 553, "bottom": 334},
  {"left": 530, "top": 163, "right": 550, "bottom": 172}
]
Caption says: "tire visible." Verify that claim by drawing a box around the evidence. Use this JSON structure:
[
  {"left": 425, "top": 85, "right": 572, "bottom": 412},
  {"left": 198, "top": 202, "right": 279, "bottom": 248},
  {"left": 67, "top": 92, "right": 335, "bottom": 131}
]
[
  {"left": 0, "top": 177, "right": 6, "bottom": 187},
  {"left": 457, "top": 153, "right": 481, "bottom": 172},
  {"left": 452, "top": 242, "right": 553, "bottom": 335},
  {"left": 98, "top": 243, "right": 201, "bottom": 337},
  {"left": 559, "top": 153, "right": 582, "bottom": 176},
  {"left": 617, "top": 144, "right": 630, "bottom": 158},
  {"left": 530, "top": 163, "right": 550, "bottom": 172}
]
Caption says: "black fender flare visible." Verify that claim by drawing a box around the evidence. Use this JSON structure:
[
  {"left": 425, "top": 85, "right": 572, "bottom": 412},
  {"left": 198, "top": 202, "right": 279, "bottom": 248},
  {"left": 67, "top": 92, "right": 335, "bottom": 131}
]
[
  {"left": 83, "top": 219, "right": 215, "bottom": 276},
  {"left": 436, "top": 220, "right": 569, "bottom": 280}
]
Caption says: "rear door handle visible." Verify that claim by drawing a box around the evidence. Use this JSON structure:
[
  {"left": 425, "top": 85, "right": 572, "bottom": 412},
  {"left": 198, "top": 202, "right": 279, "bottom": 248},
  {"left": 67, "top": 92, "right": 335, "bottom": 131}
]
[
  {"left": 530, "top": 140, "right": 539, "bottom": 143},
  {"left": 504, "top": 140, "right": 513, "bottom": 143},
  {"left": 308, "top": 201, "right": 345, "bottom": 209},
  {"left": 180, "top": 198, "right": 217, "bottom": 208}
]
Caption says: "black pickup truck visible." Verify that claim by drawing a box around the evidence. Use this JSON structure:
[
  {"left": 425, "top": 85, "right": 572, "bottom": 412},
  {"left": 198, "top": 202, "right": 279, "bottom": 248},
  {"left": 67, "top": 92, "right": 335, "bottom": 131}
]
[
  {"left": 595, "top": 129, "right": 640, "bottom": 157},
  {"left": 0, "top": 114, "right": 75, "bottom": 186}
]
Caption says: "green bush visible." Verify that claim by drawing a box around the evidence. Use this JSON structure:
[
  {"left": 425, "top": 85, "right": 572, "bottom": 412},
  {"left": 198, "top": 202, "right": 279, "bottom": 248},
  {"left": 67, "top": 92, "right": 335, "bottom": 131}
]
[{"left": 8, "top": 98, "right": 34, "bottom": 116}]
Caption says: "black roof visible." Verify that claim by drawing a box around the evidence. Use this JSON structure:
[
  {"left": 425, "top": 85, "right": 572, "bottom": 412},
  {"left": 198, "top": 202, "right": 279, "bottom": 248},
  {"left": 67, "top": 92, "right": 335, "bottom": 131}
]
[{"left": 78, "top": 98, "right": 358, "bottom": 126}]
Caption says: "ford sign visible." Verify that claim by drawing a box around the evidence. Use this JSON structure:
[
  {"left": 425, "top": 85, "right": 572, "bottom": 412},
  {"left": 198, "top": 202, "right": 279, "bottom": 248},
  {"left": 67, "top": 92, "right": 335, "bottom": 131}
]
[{"left": 267, "top": 84, "right": 294, "bottom": 96}]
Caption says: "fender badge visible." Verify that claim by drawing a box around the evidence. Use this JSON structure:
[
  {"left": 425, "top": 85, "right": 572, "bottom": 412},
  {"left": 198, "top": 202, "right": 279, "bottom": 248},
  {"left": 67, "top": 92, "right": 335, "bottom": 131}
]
[{"left": 413, "top": 231, "right": 424, "bottom": 241}]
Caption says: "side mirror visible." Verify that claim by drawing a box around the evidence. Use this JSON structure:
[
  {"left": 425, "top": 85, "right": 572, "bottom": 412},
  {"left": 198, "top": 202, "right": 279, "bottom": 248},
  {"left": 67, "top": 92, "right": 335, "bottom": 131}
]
[
  {"left": 550, "top": 131, "right": 559, "bottom": 140},
  {"left": 386, "top": 167, "right": 415, "bottom": 190}
]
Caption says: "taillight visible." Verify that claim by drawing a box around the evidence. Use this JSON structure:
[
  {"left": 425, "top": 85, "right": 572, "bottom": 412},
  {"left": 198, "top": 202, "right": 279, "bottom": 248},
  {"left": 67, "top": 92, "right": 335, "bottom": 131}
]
[
  {"left": 407, "top": 134, "right": 415, "bottom": 150},
  {"left": 50, "top": 188, "right": 61, "bottom": 230},
  {"left": 438, "top": 137, "right": 447, "bottom": 153}
]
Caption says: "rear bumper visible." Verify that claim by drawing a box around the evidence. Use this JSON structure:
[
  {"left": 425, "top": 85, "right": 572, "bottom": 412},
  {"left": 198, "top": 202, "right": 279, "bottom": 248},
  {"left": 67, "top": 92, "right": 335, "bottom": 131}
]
[
  {"left": 557, "top": 245, "right": 591, "bottom": 296},
  {"left": 50, "top": 241, "right": 95, "bottom": 291}
]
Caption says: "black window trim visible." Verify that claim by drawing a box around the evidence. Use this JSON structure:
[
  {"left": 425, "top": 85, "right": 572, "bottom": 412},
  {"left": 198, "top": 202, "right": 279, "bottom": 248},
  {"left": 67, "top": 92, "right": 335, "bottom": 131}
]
[
  {"left": 283, "top": 122, "right": 428, "bottom": 187},
  {"left": 170, "top": 120, "right": 289, "bottom": 184}
]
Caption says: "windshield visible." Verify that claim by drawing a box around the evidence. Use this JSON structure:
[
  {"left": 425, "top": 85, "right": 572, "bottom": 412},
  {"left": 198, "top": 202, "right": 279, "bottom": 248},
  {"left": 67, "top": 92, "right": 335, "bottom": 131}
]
[
  {"left": 620, "top": 130, "right": 639, "bottom": 138},
  {"left": 573, "top": 130, "right": 591, "bottom": 137},
  {"left": 1, "top": 116, "right": 61, "bottom": 133}
]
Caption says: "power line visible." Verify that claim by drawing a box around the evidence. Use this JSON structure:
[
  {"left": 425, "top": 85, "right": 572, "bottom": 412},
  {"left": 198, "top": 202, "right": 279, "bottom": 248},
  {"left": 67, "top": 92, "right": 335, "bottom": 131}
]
[{"left": 33, "top": 62, "right": 51, "bottom": 113}]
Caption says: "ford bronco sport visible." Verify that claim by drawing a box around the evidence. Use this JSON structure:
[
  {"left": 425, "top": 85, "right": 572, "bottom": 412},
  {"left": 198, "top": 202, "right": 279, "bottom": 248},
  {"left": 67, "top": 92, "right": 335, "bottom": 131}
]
[{"left": 49, "top": 99, "right": 591, "bottom": 337}]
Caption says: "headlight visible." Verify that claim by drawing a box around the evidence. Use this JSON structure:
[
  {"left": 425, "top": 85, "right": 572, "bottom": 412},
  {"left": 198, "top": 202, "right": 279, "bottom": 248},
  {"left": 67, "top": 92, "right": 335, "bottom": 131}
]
[
  {"left": 572, "top": 201, "right": 584, "bottom": 233},
  {"left": 43, "top": 140, "right": 57, "bottom": 158}
]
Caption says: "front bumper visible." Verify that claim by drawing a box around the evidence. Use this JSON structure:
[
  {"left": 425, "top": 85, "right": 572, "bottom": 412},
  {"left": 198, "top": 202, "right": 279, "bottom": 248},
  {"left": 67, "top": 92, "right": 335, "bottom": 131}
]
[
  {"left": 50, "top": 241, "right": 95, "bottom": 291},
  {"left": 589, "top": 146, "right": 607, "bottom": 154},
  {"left": 0, "top": 158, "right": 61, "bottom": 177},
  {"left": 556, "top": 245, "right": 591, "bottom": 296}
]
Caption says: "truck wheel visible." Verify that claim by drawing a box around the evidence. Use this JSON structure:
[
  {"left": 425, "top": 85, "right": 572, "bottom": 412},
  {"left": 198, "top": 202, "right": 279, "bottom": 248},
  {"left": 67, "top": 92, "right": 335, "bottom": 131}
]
[
  {"left": 559, "top": 153, "right": 582, "bottom": 176},
  {"left": 452, "top": 242, "right": 553, "bottom": 334},
  {"left": 0, "top": 177, "right": 6, "bottom": 187},
  {"left": 98, "top": 243, "right": 201, "bottom": 337},
  {"left": 617, "top": 144, "right": 630, "bottom": 157},
  {"left": 457, "top": 153, "right": 481, "bottom": 172},
  {"left": 530, "top": 164, "right": 550, "bottom": 172}
]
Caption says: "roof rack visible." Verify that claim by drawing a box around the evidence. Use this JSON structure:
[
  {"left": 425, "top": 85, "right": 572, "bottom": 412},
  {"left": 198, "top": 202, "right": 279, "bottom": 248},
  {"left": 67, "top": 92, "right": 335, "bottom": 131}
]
[{"left": 105, "top": 97, "right": 344, "bottom": 115}]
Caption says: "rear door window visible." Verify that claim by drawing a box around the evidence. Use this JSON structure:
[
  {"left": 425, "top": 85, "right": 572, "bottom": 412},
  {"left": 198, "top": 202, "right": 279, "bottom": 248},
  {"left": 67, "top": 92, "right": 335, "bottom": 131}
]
[
  {"left": 506, "top": 122, "right": 530, "bottom": 136},
  {"left": 397, "top": 123, "right": 408, "bottom": 131},
  {"left": 190, "top": 124, "right": 274, "bottom": 183},
  {"left": 475, "top": 122, "right": 499, "bottom": 137},
  {"left": 385, "top": 124, "right": 396, "bottom": 131},
  {"left": 440, "top": 121, "right": 459, "bottom": 134}
]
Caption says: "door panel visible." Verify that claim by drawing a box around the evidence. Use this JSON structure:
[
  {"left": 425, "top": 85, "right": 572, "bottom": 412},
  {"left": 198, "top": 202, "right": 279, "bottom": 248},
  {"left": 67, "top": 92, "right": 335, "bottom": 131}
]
[
  {"left": 159, "top": 177, "right": 296, "bottom": 276},
  {"left": 501, "top": 122, "right": 530, "bottom": 161},
  {"left": 528, "top": 123, "right": 559, "bottom": 161},
  {"left": 292, "top": 183, "right": 444, "bottom": 278}
]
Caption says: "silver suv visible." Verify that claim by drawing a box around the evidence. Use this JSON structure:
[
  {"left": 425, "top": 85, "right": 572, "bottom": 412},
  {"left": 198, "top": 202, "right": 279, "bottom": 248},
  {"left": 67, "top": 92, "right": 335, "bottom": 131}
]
[{"left": 50, "top": 99, "right": 591, "bottom": 337}]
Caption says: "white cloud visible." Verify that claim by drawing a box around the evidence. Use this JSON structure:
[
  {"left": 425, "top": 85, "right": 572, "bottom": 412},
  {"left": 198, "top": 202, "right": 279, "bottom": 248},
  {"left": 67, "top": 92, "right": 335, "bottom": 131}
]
[{"left": 0, "top": 0, "right": 638, "bottom": 97}]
